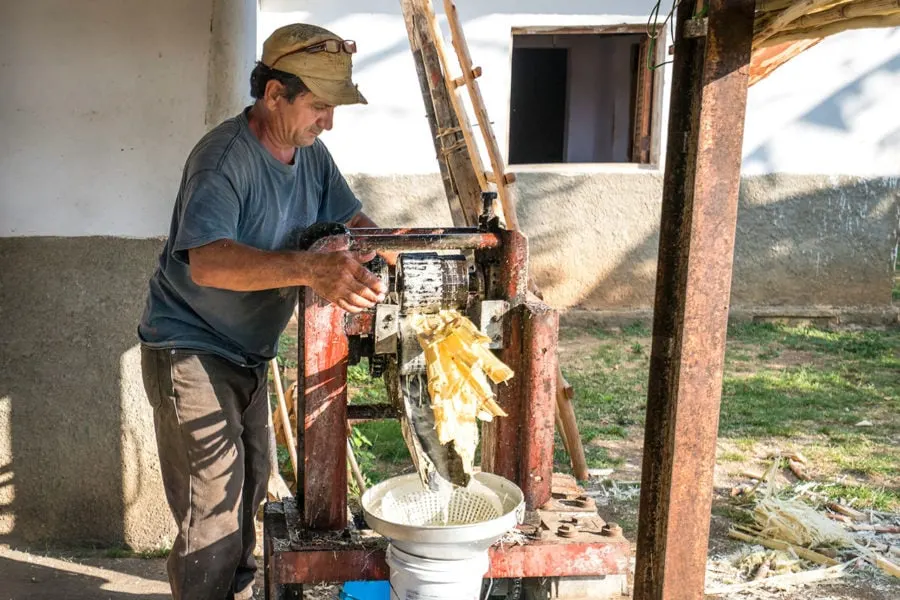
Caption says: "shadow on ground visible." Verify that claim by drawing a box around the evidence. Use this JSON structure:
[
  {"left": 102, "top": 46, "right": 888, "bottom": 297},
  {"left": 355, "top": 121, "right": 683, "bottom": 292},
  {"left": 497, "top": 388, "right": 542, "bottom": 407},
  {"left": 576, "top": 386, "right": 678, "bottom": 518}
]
[{"left": 1, "top": 547, "right": 169, "bottom": 600}]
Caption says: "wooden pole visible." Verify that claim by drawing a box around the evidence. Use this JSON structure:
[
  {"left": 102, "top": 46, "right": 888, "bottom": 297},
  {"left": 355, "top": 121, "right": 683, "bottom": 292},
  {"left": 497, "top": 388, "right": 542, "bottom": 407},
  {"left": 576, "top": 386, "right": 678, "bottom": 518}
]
[
  {"left": 270, "top": 358, "right": 298, "bottom": 486},
  {"left": 346, "top": 439, "right": 367, "bottom": 494},
  {"left": 442, "top": 0, "right": 519, "bottom": 230}
]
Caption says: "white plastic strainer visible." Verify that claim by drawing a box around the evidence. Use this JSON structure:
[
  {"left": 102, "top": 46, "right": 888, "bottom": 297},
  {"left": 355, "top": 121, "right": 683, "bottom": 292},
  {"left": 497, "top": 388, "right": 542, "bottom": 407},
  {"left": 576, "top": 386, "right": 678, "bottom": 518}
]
[
  {"left": 380, "top": 483, "right": 502, "bottom": 527},
  {"left": 362, "top": 472, "right": 524, "bottom": 560}
]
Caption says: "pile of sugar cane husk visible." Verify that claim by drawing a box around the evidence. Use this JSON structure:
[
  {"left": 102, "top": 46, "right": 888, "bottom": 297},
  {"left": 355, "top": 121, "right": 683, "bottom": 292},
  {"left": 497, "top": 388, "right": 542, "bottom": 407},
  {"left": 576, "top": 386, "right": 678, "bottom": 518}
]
[
  {"left": 410, "top": 310, "right": 513, "bottom": 476},
  {"left": 707, "top": 454, "right": 900, "bottom": 595}
]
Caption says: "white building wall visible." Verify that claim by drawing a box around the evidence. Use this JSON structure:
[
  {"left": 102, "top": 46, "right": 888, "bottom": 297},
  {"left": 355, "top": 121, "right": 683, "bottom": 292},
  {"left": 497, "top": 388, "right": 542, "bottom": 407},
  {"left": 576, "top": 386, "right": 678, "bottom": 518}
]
[
  {"left": 0, "top": 0, "right": 255, "bottom": 238},
  {"left": 743, "top": 28, "right": 900, "bottom": 176},
  {"left": 2, "top": 0, "right": 898, "bottom": 238},
  {"left": 258, "top": 0, "right": 900, "bottom": 177}
]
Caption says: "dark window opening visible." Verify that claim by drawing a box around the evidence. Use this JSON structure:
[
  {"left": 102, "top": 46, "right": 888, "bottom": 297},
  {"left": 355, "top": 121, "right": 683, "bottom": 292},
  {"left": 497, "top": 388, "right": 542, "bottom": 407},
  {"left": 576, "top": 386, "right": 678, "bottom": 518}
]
[{"left": 508, "top": 31, "right": 657, "bottom": 165}]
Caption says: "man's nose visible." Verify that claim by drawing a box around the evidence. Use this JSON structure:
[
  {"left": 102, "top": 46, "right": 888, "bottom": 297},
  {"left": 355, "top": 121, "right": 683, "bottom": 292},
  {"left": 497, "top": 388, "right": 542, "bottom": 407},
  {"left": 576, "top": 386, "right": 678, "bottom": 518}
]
[{"left": 319, "top": 107, "right": 334, "bottom": 131}]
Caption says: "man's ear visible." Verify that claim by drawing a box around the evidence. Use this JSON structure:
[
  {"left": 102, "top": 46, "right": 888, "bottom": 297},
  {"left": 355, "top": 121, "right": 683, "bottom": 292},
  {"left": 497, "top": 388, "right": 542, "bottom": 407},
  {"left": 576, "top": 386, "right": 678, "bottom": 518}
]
[{"left": 263, "top": 79, "right": 284, "bottom": 110}]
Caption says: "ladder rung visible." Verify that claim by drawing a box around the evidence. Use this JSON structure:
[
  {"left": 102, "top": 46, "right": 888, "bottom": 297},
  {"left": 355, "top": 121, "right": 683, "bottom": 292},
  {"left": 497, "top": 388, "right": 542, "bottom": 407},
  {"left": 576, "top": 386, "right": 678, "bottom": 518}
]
[
  {"left": 484, "top": 171, "right": 517, "bottom": 185},
  {"left": 451, "top": 66, "right": 482, "bottom": 88}
]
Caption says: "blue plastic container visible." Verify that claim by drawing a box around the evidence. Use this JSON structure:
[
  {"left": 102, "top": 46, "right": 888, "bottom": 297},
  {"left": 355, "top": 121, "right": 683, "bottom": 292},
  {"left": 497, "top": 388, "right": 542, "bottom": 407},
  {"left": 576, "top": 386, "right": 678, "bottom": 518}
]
[{"left": 339, "top": 580, "right": 390, "bottom": 600}]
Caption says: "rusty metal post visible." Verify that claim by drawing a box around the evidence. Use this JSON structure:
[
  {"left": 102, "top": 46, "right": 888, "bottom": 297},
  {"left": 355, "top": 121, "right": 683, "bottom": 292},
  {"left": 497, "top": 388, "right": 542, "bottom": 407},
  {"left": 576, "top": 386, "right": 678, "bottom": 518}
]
[
  {"left": 482, "top": 304, "right": 523, "bottom": 482},
  {"left": 480, "top": 228, "right": 529, "bottom": 484},
  {"left": 518, "top": 303, "right": 558, "bottom": 510},
  {"left": 633, "top": 1, "right": 755, "bottom": 599}
]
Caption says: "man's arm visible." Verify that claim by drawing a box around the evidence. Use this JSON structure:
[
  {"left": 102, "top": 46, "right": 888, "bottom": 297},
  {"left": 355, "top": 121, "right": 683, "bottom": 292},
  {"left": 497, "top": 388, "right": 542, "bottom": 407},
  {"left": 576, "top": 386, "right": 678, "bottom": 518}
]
[{"left": 189, "top": 239, "right": 386, "bottom": 313}]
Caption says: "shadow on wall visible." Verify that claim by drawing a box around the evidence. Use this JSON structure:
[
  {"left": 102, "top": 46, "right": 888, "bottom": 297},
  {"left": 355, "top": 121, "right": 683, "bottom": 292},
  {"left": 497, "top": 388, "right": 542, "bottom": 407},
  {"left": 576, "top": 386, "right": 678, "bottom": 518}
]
[
  {"left": 0, "top": 238, "right": 171, "bottom": 549},
  {"left": 348, "top": 173, "right": 455, "bottom": 227},
  {"left": 516, "top": 173, "right": 899, "bottom": 310},
  {"left": 746, "top": 50, "right": 900, "bottom": 173}
]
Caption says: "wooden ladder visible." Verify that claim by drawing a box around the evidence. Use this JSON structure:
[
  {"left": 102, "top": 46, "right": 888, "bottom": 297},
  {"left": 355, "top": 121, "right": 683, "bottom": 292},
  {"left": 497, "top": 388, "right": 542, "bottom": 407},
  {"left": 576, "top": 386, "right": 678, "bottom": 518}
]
[{"left": 399, "top": 0, "right": 589, "bottom": 481}]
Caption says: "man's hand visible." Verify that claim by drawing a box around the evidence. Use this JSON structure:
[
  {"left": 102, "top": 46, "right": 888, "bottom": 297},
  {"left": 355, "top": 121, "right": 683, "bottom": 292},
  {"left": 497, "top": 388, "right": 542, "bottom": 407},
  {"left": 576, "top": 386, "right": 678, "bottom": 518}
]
[
  {"left": 346, "top": 211, "right": 398, "bottom": 266},
  {"left": 305, "top": 248, "right": 387, "bottom": 313}
]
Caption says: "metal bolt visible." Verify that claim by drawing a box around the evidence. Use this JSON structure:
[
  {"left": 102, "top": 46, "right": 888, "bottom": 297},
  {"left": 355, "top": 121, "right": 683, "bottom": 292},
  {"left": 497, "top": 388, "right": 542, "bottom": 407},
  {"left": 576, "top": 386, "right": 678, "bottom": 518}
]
[
  {"left": 601, "top": 522, "right": 623, "bottom": 537},
  {"left": 557, "top": 523, "right": 577, "bottom": 538},
  {"left": 574, "top": 495, "right": 593, "bottom": 509}
]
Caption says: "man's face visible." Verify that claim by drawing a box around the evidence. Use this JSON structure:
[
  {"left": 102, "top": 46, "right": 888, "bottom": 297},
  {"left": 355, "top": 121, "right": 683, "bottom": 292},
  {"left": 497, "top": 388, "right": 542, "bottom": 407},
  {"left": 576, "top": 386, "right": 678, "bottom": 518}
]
[{"left": 277, "top": 89, "right": 335, "bottom": 148}]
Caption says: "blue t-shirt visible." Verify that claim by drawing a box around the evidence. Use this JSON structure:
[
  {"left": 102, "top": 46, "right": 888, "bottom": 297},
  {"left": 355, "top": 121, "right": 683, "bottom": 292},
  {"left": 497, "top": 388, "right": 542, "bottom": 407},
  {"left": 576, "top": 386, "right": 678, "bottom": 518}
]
[{"left": 138, "top": 107, "right": 362, "bottom": 366}]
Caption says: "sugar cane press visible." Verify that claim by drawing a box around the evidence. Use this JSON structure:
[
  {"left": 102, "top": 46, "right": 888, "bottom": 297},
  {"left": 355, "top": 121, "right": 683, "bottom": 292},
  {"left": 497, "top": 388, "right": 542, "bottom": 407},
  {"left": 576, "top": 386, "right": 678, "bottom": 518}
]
[{"left": 264, "top": 195, "right": 630, "bottom": 598}]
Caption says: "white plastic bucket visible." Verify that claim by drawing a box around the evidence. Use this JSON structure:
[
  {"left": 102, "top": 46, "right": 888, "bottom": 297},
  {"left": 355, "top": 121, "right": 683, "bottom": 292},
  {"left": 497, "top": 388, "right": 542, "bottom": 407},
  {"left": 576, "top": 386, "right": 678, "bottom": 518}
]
[{"left": 385, "top": 545, "right": 488, "bottom": 600}]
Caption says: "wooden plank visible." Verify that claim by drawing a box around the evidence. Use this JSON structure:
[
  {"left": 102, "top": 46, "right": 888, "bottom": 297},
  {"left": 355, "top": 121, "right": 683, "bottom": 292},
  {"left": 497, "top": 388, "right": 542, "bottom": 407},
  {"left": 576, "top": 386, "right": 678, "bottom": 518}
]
[
  {"left": 728, "top": 530, "right": 839, "bottom": 566},
  {"left": 754, "top": 0, "right": 840, "bottom": 44},
  {"left": 420, "top": 0, "right": 488, "bottom": 194},
  {"left": 555, "top": 375, "right": 589, "bottom": 481},
  {"left": 757, "top": 12, "right": 900, "bottom": 47},
  {"left": 400, "top": 0, "right": 484, "bottom": 225},
  {"left": 512, "top": 24, "right": 650, "bottom": 35},
  {"left": 406, "top": 30, "right": 466, "bottom": 225},
  {"left": 271, "top": 358, "right": 297, "bottom": 484},
  {"left": 748, "top": 38, "right": 822, "bottom": 86},
  {"left": 632, "top": 38, "right": 654, "bottom": 164}
]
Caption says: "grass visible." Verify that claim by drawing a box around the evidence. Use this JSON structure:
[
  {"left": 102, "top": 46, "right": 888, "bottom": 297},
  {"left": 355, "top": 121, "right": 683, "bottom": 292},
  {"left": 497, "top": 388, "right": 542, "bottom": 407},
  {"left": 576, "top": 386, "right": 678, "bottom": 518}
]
[
  {"left": 277, "top": 320, "right": 900, "bottom": 510},
  {"left": 816, "top": 482, "right": 900, "bottom": 512}
]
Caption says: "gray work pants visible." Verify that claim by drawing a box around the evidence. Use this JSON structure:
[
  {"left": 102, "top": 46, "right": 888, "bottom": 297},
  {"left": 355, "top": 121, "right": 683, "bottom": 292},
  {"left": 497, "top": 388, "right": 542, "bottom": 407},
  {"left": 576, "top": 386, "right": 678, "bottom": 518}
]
[{"left": 141, "top": 346, "right": 270, "bottom": 600}]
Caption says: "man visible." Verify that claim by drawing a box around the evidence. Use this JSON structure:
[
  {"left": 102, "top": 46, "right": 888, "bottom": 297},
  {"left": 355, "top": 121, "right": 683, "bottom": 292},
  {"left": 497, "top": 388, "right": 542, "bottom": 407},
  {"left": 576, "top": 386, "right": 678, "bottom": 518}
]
[{"left": 138, "top": 23, "right": 386, "bottom": 600}]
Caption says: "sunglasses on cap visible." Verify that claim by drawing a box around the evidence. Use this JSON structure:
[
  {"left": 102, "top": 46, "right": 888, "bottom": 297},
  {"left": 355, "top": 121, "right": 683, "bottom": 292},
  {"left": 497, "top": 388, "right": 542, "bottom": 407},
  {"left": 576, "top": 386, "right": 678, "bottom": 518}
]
[{"left": 271, "top": 39, "right": 357, "bottom": 67}]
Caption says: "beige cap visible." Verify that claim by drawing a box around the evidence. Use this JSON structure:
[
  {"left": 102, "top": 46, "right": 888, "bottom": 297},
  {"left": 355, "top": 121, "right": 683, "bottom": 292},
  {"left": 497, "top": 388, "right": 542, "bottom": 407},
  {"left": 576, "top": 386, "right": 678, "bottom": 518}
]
[{"left": 261, "top": 23, "right": 367, "bottom": 106}]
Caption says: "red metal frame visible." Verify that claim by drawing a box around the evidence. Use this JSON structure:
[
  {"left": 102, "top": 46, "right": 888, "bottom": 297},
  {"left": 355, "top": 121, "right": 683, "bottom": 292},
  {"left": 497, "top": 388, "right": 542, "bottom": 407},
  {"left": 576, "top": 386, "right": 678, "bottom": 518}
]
[
  {"left": 272, "top": 227, "right": 622, "bottom": 593},
  {"left": 298, "top": 236, "right": 351, "bottom": 531},
  {"left": 268, "top": 538, "right": 630, "bottom": 585}
]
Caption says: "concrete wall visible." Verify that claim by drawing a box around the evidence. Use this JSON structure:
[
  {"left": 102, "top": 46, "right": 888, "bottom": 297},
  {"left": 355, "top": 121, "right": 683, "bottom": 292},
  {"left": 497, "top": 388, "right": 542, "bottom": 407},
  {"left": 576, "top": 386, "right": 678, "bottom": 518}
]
[
  {"left": 356, "top": 171, "right": 899, "bottom": 309},
  {"left": 0, "top": 0, "right": 257, "bottom": 548},
  {"left": 0, "top": 238, "right": 170, "bottom": 547}
]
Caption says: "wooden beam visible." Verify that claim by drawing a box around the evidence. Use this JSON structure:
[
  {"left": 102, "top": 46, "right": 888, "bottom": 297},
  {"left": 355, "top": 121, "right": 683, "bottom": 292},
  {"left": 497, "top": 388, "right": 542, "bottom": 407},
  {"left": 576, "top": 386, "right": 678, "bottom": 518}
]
[
  {"left": 511, "top": 24, "right": 651, "bottom": 35},
  {"left": 748, "top": 38, "right": 822, "bottom": 86},
  {"left": 633, "top": 1, "right": 756, "bottom": 599},
  {"left": 399, "top": 0, "right": 484, "bottom": 226}
]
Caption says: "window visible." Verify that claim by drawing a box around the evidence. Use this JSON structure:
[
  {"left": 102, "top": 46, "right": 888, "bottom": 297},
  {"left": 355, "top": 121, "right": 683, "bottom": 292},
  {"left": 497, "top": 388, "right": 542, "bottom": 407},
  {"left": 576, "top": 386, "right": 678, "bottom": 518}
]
[{"left": 508, "top": 27, "right": 662, "bottom": 165}]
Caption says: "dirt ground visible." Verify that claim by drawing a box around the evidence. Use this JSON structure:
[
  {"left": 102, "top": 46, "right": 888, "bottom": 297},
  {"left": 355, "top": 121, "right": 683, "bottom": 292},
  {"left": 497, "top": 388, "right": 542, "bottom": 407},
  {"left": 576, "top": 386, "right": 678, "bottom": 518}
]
[
  {"left": 0, "top": 544, "right": 272, "bottom": 600},
  {"left": 4, "top": 536, "right": 897, "bottom": 600}
]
